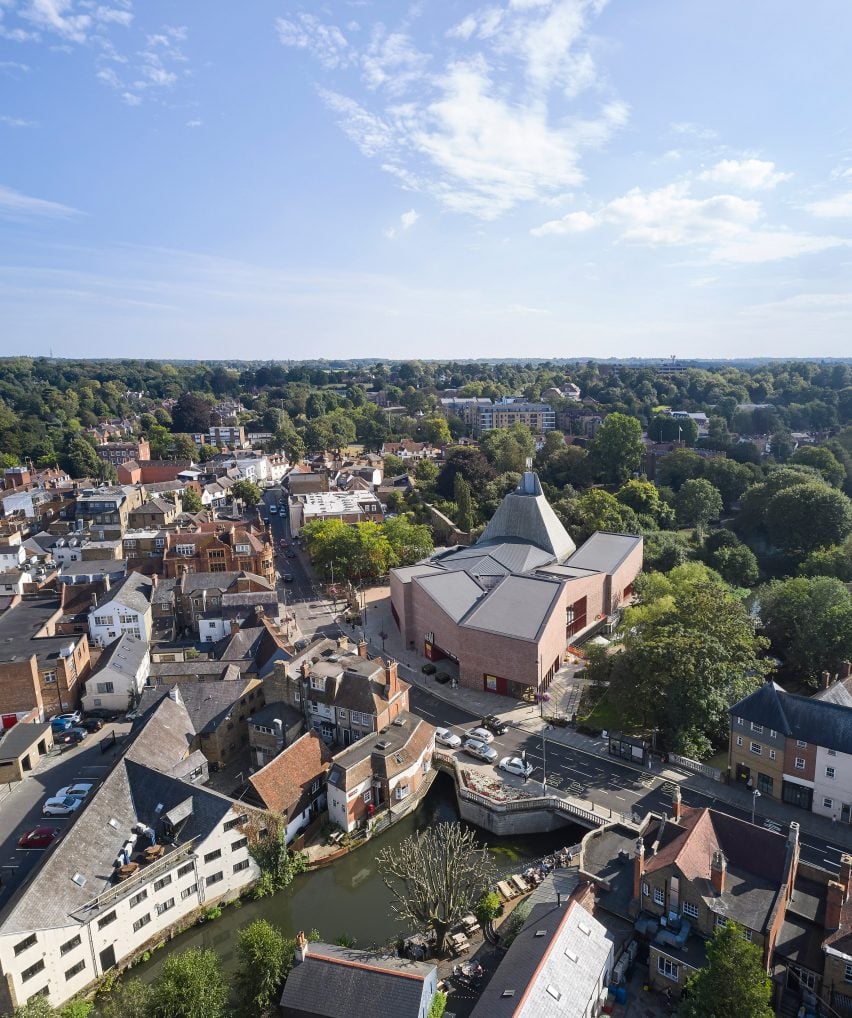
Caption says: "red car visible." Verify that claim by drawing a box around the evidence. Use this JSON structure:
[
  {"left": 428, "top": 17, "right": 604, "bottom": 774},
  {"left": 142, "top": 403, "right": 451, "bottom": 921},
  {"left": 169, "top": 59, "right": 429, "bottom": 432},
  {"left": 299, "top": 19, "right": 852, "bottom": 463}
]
[{"left": 18, "top": 826, "right": 60, "bottom": 849}]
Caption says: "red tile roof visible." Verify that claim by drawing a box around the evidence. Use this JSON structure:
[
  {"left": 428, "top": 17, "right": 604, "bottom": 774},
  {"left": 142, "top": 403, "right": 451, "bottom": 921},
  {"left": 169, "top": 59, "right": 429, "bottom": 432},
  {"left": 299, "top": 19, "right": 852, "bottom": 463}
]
[{"left": 248, "top": 731, "right": 332, "bottom": 816}]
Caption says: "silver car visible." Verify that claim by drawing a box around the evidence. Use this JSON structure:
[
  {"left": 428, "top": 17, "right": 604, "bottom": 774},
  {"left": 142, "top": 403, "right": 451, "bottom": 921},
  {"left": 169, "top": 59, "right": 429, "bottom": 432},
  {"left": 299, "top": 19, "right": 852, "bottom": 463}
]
[
  {"left": 435, "top": 727, "right": 462, "bottom": 748},
  {"left": 42, "top": 795, "right": 83, "bottom": 817},
  {"left": 463, "top": 738, "right": 498, "bottom": 763}
]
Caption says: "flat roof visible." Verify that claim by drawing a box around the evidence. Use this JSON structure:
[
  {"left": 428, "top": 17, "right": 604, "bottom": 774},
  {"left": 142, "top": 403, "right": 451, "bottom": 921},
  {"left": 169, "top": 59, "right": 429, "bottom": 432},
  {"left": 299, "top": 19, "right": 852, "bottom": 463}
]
[{"left": 564, "top": 532, "right": 642, "bottom": 575}]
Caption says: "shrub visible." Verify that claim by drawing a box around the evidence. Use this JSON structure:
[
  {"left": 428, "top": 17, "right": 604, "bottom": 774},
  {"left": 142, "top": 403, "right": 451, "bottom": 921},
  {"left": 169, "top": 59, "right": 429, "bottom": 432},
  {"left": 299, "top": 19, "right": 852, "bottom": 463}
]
[{"left": 421, "top": 663, "right": 437, "bottom": 675}]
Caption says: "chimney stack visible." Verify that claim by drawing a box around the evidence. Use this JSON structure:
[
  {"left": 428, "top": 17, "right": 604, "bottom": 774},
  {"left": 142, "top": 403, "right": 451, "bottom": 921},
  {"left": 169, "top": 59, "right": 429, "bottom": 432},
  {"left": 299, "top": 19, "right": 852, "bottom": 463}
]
[
  {"left": 826, "top": 880, "right": 845, "bottom": 932},
  {"left": 230, "top": 619, "right": 241, "bottom": 636},
  {"left": 710, "top": 850, "right": 727, "bottom": 895},
  {"left": 821, "top": 670, "right": 833, "bottom": 690},
  {"left": 295, "top": 930, "right": 309, "bottom": 964},
  {"left": 357, "top": 639, "right": 368, "bottom": 659},
  {"left": 300, "top": 660, "right": 311, "bottom": 680},
  {"left": 151, "top": 573, "right": 158, "bottom": 587},
  {"left": 168, "top": 686, "right": 182, "bottom": 706},
  {"left": 632, "top": 839, "right": 645, "bottom": 902},
  {"left": 337, "top": 635, "right": 350, "bottom": 652},
  {"left": 840, "top": 661, "right": 852, "bottom": 681},
  {"left": 840, "top": 854, "right": 852, "bottom": 900},
  {"left": 673, "top": 786, "right": 683, "bottom": 823},
  {"left": 384, "top": 659, "right": 399, "bottom": 699}
]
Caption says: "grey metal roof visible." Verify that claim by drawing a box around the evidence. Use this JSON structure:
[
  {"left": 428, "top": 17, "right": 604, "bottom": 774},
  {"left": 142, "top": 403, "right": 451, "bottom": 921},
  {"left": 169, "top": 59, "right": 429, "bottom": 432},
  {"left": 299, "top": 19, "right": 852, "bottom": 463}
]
[
  {"left": 813, "top": 678, "right": 852, "bottom": 709},
  {"left": 732, "top": 681, "right": 852, "bottom": 754},
  {"left": 280, "top": 942, "right": 435, "bottom": 1018},
  {"left": 463, "top": 574, "right": 563, "bottom": 641},
  {"left": 471, "top": 899, "right": 614, "bottom": 1018},
  {"left": 414, "top": 570, "right": 485, "bottom": 622},
  {"left": 0, "top": 722, "right": 52, "bottom": 760},
  {"left": 564, "top": 532, "right": 642, "bottom": 575},
  {"left": 93, "top": 632, "right": 148, "bottom": 680},
  {"left": 478, "top": 472, "right": 576, "bottom": 563}
]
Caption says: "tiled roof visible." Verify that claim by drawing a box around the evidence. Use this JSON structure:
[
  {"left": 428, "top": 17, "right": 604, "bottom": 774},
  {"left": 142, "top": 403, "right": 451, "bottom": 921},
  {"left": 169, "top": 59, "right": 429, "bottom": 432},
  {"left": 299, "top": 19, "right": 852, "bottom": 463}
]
[
  {"left": 248, "top": 731, "right": 331, "bottom": 815},
  {"left": 101, "top": 571, "right": 153, "bottom": 614},
  {"left": 731, "top": 682, "right": 852, "bottom": 754}
]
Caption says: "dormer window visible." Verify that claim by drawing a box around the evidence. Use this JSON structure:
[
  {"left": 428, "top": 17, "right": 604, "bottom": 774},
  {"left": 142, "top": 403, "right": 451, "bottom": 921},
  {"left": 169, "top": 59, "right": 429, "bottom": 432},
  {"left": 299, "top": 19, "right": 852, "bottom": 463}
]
[
  {"left": 176, "top": 545, "right": 194, "bottom": 556},
  {"left": 310, "top": 676, "right": 324, "bottom": 691}
]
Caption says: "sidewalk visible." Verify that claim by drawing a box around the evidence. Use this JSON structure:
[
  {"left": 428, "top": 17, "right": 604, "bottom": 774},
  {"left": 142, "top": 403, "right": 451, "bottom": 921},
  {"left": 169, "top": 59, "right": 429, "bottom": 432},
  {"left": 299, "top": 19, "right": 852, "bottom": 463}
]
[{"left": 346, "top": 588, "right": 852, "bottom": 858}]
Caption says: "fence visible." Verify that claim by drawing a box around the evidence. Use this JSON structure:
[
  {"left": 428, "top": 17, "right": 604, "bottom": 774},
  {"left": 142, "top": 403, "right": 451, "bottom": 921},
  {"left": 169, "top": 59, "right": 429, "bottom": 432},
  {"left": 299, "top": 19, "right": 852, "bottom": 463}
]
[{"left": 666, "top": 753, "right": 722, "bottom": 782}]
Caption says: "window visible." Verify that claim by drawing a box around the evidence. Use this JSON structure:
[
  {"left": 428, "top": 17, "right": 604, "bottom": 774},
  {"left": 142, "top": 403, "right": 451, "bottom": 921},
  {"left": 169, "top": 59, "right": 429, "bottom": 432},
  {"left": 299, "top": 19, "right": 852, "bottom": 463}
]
[
  {"left": 736, "top": 736, "right": 743, "bottom": 747},
  {"left": 14, "top": 934, "right": 37, "bottom": 956},
  {"left": 844, "top": 963, "right": 852, "bottom": 983},
  {"left": 795, "top": 758, "right": 805, "bottom": 770},
  {"left": 715, "top": 915, "right": 728, "bottom": 928},
  {"left": 98, "top": 911, "right": 116, "bottom": 929},
  {"left": 769, "top": 750, "right": 776, "bottom": 760},
  {"left": 735, "top": 716, "right": 744, "bottom": 726},
  {"left": 155, "top": 898, "right": 175, "bottom": 916},
  {"left": 177, "top": 862, "right": 194, "bottom": 878},
  {"left": 827, "top": 767, "right": 837, "bottom": 780},
  {"left": 21, "top": 959, "right": 45, "bottom": 983},
  {"left": 117, "top": 613, "right": 136, "bottom": 624},
  {"left": 751, "top": 723, "right": 763, "bottom": 734},
  {"left": 206, "top": 871, "right": 223, "bottom": 886},
  {"left": 129, "top": 890, "right": 148, "bottom": 907},
  {"left": 96, "top": 681, "right": 115, "bottom": 694},
  {"left": 682, "top": 901, "right": 699, "bottom": 919},
  {"left": 234, "top": 859, "right": 250, "bottom": 874},
  {"left": 41, "top": 671, "right": 57, "bottom": 684},
  {"left": 828, "top": 749, "right": 837, "bottom": 757},
  {"left": 770, "top": 730, "right": 777, "bottom": 739},
  {"left": 310, "top": 676, "right": 324, "bottom": 691},
  {"left": 797, "top": 740, "right": 807, "bottom": 748},
  {"left": 93, "top": 615, "right": 113, "bottom": 626},
  {"left": 653, "top": 887, "right": 665, "bottom": 906},
  {"left": 824, "top": 798, "right": 834, "bottom": 809},
  {"left": 65, "top": 960, "right": 85, "bottom": 981},
  {"left": 204, "top": 849, "right": 222, "bottom": 863},
  {"left": 657, "top": 957, "right": 679, "bottom": 982},
  {"left": 231, "top": 838, "right": 248, "bottom": 851},
  {"left": 60, "top": 935, "right": 81, "bottom": 956},
  {"left": 641, "top": 881, "right": 649, "bottom": 898},
  {"left": 750, "top": 742, "right": 762, "bottom": 755},
  {"left": 363, "top": 790, "right": 372, "bottom": 804},
  {"left": 743, "top": 929, "right": 753, "bottom": 942},
  {"left": 153, "top": 874, "right": 172, "bottom": 891},
  {"left": 337, "top": 708, "right": 348, "bottom": 721},
  {"left": 133, "top": 914, "right": 151, "bottom": 933}
]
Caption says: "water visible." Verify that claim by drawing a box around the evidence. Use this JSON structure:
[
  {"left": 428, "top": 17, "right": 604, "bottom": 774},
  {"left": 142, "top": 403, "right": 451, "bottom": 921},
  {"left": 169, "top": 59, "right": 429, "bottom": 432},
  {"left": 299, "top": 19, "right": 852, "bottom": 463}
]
[{"left": 132, "top": 774, "right": 582, "bottom": 982}]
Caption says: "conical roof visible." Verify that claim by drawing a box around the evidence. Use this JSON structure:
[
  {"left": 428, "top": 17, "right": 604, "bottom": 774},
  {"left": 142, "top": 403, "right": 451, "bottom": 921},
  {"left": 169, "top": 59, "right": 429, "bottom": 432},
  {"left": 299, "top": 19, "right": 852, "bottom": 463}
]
[{"left": 477, "top": 471, "right": 576, "bottom": 563}]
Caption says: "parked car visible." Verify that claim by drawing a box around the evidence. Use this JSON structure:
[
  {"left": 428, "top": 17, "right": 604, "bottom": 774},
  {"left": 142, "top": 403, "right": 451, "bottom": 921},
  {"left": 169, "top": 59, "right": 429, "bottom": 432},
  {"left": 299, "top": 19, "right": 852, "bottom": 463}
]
[
  {"left": 79, "top": 717, "right": 103, "bottom": 732},
  {"left": 498, "top": 756, "right": 534, "bottom": 779},
  {"left": 434, "top": 672, "right": 451, "bottom": 685},
  {"left": 53, "top": 711, "right": 82, "bottom": 726},
  {"left": 285, "top": 550, "right": 295, "bottom": 558},
  {"left": 463, "top": 738, "right": 498, "bottom": 763},
  {"left": 54, "top": 782, "right": 94, "bottom": 801},
  {"left": 42, "top": 795, "right": 84, "bottom": 817},
  {"left": 56, "top": 727, "right": 87, "bottom": 745},
  {"left": 435, "top": 727, "right": 462, "bottom": 749},
  {"left": 282, "top": 573, "right": 294, "bottom": 583},
  {"left": 269, "top": 505, "right": 278, "bottom": 514},
  {"left": 51, "top": 717, "right": 73, "bottom": 732},
  {"left": 83, "top": 708, "right": 119, "bottom": 721},
  {"left": 280, "top": 538, "right": 288, "bottom": 548},
  {"left": 465, "top": 727, "right": 494, "bottom": 744},
  {"left": 481, "top": 714, "right": 508, "bottom": 737},
  {"left": 18, "top": 827, "right": 60, "bottom": 849}
]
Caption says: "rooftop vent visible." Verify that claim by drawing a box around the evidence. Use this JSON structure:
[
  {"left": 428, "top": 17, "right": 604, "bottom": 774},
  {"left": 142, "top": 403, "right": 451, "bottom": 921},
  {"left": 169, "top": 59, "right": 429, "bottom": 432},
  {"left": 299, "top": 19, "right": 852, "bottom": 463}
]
[
  {"left": 565, "top": 948, "right": 579, "bottom": 963},
  {"left": 534, "top": 930, "right": 547, "bottom": 937},
  {"left": 71, "top": 873, "right": 86, "bottom": 887},
  {"left": 392, "top": 717, "right": 406, "bottom": 727},
  {"left": 108, "top": 818, "right": 119, "bottom": 829},
  {"left": 546, "top": 986, "right": 561, "bottom": 1001},
  {"left": 375, "top": 740, "right": 391, "bottom": 750},
  {"left": 501, "top": 990, "right": 515, "bottom": 999},
  {"left": 578, "top": 922, "right": 592, "bottom": 937}
]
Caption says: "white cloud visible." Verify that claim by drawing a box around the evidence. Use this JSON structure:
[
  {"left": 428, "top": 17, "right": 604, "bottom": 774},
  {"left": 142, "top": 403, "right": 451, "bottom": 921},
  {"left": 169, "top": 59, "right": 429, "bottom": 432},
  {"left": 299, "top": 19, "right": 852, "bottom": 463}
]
[
  {"left": 0, "top": 182, "right": 80, "bottom": 220},
  {"left": 186, "top": 118, "right": 202, "bottom": 128},
  {"left": 532, "top": 180, "right": 848, "bottom": 263},
  {"left": 19, "top": 0, "right": 91, "bottom": 43},
  {"left": 670, "top": 121, "right": 718, "bottom": 140},
  {"left": 806, "top": 191, "right": 852, "bottom": 219},
  {"left": 0, "top": 114, "right": 37, "bottom": 127},
  {"left": 0, "top": 60, "right": 31, "bottom": 72},
  {"left": 276, "top": 13, "right": 352, "bottom": 69},
  {"left": 400, "top": 208, "right": 419, "bottom": 229},
  {"left": 698, "top": 158, "right": 791, "bottom": 191},
  {"left": 362, "top": 27, "right": 429, "bottom": 93},
  {"left": 121, "top": 91, "right": 140, "bottom": 105},
  {"left": 319, "top": 89, "right": 393, "bottom": 157}
]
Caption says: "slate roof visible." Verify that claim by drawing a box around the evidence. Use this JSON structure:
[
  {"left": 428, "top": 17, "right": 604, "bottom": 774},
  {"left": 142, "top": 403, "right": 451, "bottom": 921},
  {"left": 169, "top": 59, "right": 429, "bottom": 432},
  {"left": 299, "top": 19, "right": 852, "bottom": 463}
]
[
  {"left": 279, "top": 942, "right": 434, "bottom": 1018},
  {"left": 327, "top": 712, "right": 432, "bottom": 791},
  {"left": 463, "top": 574, "right": 563, "bottom": 641},
  {"left": 478, "top": 472, "right": 576, "bottom": 563},
  {"left": 101, "top": 571, "right": 153, "bottom": 614},
  {"left": 413, "top": 570, "right": 485, "bottom": 622},
  {"left": 93, "top": 632, "right": 149, "bottom": 680},
  {"left": 564, "top": 532, "right": 642, "bottom": 575},
  {"left": 471, "top": 898, "right": 614, "bottom": 1018},
  {"left": 248, "top": 731, "right": 332, "bottom": 815},
  {"left": 139, "top": 679, "right": 249, "bottom": 736},
  {"left": 0, "top": 722, "right": 52, "bottom": 760},
  {"left": 813, "top": 677, "right": 852, "bottom": 709},
  {"left": 731, "top": 682, "right": 852, "bottom": 755}
]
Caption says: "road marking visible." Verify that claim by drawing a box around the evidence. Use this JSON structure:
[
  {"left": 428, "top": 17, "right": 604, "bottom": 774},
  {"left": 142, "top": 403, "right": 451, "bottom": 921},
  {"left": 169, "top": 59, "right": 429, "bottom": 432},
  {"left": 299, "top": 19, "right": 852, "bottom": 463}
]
[{"left": 823, "top": 844, "right": 844, "bottom": 855}]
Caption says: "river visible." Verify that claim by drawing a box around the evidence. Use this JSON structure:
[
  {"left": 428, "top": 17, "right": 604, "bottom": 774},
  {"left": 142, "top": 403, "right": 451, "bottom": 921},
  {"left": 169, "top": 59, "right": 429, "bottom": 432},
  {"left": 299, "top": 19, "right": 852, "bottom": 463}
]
[{"left": 131, "top": 774, "right": 584, "bottom": 984}]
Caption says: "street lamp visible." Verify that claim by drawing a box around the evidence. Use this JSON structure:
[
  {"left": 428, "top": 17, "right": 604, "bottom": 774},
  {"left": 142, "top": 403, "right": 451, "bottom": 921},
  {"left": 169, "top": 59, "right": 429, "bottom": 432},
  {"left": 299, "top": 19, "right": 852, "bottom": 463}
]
[
  {"left": 380, "top": 630, "right": 387, "bottom": 653},
  {"left": 751, "top": 788, "right": 761, "bottom": 825}
]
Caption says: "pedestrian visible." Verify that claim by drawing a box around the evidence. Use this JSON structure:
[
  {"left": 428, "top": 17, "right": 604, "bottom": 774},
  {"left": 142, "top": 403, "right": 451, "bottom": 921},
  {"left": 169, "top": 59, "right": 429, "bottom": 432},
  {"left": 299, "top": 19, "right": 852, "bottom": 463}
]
[
  {"left": 647, "top": 756, "right": 652, "bottom": 771},
  {"left": 833, "top": 814, "right": 838, "bottom": 828}
]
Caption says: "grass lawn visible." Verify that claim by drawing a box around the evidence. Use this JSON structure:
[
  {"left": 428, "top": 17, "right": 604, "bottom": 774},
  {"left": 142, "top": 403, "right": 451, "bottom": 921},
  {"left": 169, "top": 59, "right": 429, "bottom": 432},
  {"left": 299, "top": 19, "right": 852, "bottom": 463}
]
[{"left": 578, "top": 692, "right": 629, "bottom": 733}]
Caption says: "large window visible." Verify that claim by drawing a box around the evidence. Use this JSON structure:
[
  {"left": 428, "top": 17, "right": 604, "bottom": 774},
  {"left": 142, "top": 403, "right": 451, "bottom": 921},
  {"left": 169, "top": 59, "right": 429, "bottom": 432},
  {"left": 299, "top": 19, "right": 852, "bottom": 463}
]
[
  {"left": 750, "top": 742, "right": 762, "bottom": 755},
  {"left": 657, "top": 957, "right": 679, "bottom": 982},
  {"left": 682, "top": 901, "right": 699, "bottom": 919},
  {"left": 653, "top": 887, "right": 665, "bottom": 906}
]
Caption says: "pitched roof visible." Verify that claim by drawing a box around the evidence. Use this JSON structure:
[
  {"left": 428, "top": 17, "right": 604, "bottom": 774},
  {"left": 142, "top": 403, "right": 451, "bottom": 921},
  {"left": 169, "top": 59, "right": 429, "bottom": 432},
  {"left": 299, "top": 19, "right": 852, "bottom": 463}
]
[
  {"left": 102, "top": 571, "right": 153, "bottom": 614},
  {"left": 279, "top": 942, "right": 434, "bottom": 1018},
  {"left": 463, "top": 574, "right": 563, "bottom": 641},
  {"left": 248, "top": 731, "right": 331, "bottom": 815},
  {"left": 92, "top": 632, "right": 149, "bottom": 679},
  {"left": 478, "top": 471, "right": 576, "bottom": 563},
  {"left": 564, "top": 532, "right": 642, "bottom": 575},
  {"left": 731, "top": 682, "right": 852, "bottom": 754}
]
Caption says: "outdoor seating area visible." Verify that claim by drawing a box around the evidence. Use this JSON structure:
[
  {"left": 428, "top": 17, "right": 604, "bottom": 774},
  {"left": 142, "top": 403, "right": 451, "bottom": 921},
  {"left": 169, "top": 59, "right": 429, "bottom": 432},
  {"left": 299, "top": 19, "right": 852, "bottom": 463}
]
[
  {"left": 114, "top": 862, "right": 139, "bottom": 881},
  {"left": 448, "top": 931, "right": 470, "bottom": 956},
  {"left": 141, "top": 843, "right": 165, "bottom": 862}
]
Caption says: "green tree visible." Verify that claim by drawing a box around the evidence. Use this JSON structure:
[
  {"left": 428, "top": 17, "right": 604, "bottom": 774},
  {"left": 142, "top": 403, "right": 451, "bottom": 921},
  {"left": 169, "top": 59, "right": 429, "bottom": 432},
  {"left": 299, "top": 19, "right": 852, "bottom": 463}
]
[
  {"left": 421, "top": 416, "right": 452, "bottom": 446},
  {"left": 436, "top": 447, "right": 495, "bottom": 498},
  {"left": 799, "top": 536, "right": 852, "bottom": 582},
  {"left": 196, "top": 443, "right": 220, "bottom": 461},
  {"left": 414, "top": 458, "right": 438, "bottom": 485},
  {"left": 679, "top": 921, "right": 773, "bottom": 1018},
  {"left": 649, "top": 414, "right": 699, "bottom": 446},
  {"left": 454, "top": 473, "right": 475, "bottom": 532},
  {"left": 150, "top": 948, "right": 229, "bottom": 1018},
  {"left": 592, "top": 564, "right": 770, "bottom": 756},
  {"left": 790, "top": 445, "right": 845, "bottom": 487},
  {"left": 383, "top": 516, "right": 434, "bottom": 565},
  {"left": 181, "top": 487, "right": 203, "bottom": 513},
  {"left": 675, "top": 478, "right": 723, "bottom": 532},
  {"left": 769, "top": 429, "right": 795, "bottom": 463},
  {"left": 764, "top": 482, "right": 852, "bottom": 555},
  {"left": 428, "top": 992, "right": 448, "bottom": 1018},
  {"left": 757, "top": 576, "right": 852, "bottom": 686},
  {"left": 230, "top": 479, "right": 263, "bottom": 507},
  {"left": 655, "top": 448, "right": 705, "bottom": 491},
  {"left": 64, "top": 435, "right": 102, "bottom": 478},
  {"left": 474, "top": 890, "right": 503, "bottom": 926},
  {"left": 553, "top": 489, "right": 643, "bottom": 545},
  {"left": 480, "top": 424, "right": 535, "bottom": 473},
  {"left": 383, "top": 454, "right": 406, "bottom": 477},
  {"left": 170, "top": 434, "right": 198, "bottom": 461},
  {"left": 171, "top": 392, "right": 211, "bottom": 434},
  {"left": 589, "top": 413, "right": 644, "bottom": 484},
  {"left": 616, "top": 479, "right": 675, "bottom": 528},
  {"left": 97, "top": 977, "right": 154, "bottom": 1018},
  {"left": 710, "top": 543, "right": 760, "bottom": 587},
  {"left": 235, "top": 919, "right": 288, "bottom": 1018},
  {"left": 702, "top": 458, "right": 754, "bottom": 510}
]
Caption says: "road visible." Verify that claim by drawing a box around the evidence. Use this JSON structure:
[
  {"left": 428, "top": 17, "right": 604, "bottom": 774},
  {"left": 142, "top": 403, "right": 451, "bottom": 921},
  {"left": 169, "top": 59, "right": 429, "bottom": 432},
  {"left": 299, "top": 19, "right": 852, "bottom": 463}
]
[{"left": 407, "top": 685, "right": 845, "bottom": 875}]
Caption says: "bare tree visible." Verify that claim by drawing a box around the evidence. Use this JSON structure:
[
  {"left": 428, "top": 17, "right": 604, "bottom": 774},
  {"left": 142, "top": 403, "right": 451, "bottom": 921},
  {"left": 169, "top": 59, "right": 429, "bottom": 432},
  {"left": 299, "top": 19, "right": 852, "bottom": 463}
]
[{"left": 376, "top": 822, "right": 497, "bottom": 953}]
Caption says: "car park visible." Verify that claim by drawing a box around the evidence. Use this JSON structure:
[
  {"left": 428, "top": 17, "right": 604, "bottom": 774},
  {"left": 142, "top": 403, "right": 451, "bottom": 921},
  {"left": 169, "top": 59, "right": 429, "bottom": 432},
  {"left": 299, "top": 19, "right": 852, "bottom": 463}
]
[
  {"left": 56, "top": 727, "right": 87, "bottom": 745},
  {"left": 463, "top": 738, "right": 498, "bottom": 763},
  {"left": 42, "top": 795, "right": 84, "bottom": 817},
  {"left": 18, "top": 827, "right": 60, "bottom": 849},
  {"left": 481, "top": 714, "right": 508, "bottom": 737},
  {"left": 498, "top": 756, "right": 534, "bottom": 779},
  {"left": 465, "top": 727, "right": 495, "bottom": 744},
  {"left": 435, "top": 727, "right": 462, "bottom": 748},
  {"left": 54, "top": 782, "right": 94, "bottom": 801}
]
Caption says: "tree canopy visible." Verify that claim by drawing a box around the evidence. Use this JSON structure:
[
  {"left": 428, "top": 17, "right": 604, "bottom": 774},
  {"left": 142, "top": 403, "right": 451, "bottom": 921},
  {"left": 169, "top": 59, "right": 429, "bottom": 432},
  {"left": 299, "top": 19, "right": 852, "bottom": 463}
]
[
  {"left": 679, "top": 921, "right": 773, "bottom": 1018},
  {"left": 589, "top": 413, "right": 644, "bottom": 484}
]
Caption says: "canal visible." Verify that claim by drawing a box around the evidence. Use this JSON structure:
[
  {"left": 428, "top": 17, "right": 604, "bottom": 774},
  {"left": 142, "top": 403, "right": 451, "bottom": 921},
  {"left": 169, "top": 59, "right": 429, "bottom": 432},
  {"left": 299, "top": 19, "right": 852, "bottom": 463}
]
[{"left": 133, "top": 774, "right": 584, "bottom": 983}]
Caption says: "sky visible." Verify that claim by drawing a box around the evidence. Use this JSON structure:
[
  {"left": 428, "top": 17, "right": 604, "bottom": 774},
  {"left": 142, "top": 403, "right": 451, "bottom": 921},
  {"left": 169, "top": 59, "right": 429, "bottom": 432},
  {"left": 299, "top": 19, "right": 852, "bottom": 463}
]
[{"left": 2, "top": 0, "right": 852, "bottom": 361}]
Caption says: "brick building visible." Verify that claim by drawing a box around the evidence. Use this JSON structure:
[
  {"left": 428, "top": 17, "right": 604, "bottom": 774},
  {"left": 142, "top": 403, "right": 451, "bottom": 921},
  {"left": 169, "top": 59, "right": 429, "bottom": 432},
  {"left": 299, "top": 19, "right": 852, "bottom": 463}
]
[
  {"left": 161, "top": 525, "right": 274, "bottom": 584},
  {"left": 95, "top": 439, "right": 150, "bottom": 467}
]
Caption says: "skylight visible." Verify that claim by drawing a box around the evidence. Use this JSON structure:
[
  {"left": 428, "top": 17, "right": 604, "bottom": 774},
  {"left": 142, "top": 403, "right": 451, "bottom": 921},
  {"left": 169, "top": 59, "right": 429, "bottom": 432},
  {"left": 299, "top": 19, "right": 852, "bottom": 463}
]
[
  {"left": 71, "top": 873, "right": 86, "bottom": 887},
  {"left": 565, "top": 949, "right": 579, "bottom": 963},
  {"left": 546, "top": 985, "right": 561, "bottom": 1001}
]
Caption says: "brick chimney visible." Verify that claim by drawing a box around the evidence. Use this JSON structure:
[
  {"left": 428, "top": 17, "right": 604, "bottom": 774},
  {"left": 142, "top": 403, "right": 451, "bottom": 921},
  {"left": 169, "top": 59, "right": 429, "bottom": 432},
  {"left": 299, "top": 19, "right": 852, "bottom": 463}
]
[
  {"left": 826, "top": 879, "right": 846, "bottom": 932},
  {"left": 673, "top": 786, "right": 683, "bottom": 823},
  {"left": 840, "top": 661, "right": 852, "bottom": 680},
  {"left": 357, "top": 640, "right": 368, "bottom": 659},
  {"left": 633, "top": 839, "right": 645, "bottom": 902},
  {"left": 384, "top": 659, "right": 399, "bottom": 699},
  {"left": 229, "top": 619, "right": 241, "bottom": 636},
  {"left": 710, "top": 850, "right": 726, "bottom": 895},
  {"left": 151, "top": 573, "right": 158, "bottom": 588},
  {"left": 295, "top": 930, "right": 309, "bottom": 964},
  {"left": 337, "top": 635, "right": 350, "bottom": 652},
  {"left": 840, "top": 853, "right": 852, "bottom": 900},
  {"left": 821, "top": 670, "right": 833, "bottom": 690}
]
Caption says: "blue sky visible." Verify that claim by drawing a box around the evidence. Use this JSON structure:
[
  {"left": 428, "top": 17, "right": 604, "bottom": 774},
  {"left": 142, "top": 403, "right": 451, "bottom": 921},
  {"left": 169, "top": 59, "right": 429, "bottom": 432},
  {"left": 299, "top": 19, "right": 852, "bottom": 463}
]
[{"left": 2, "top": 0, "right": 852, "bottom": 361}]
